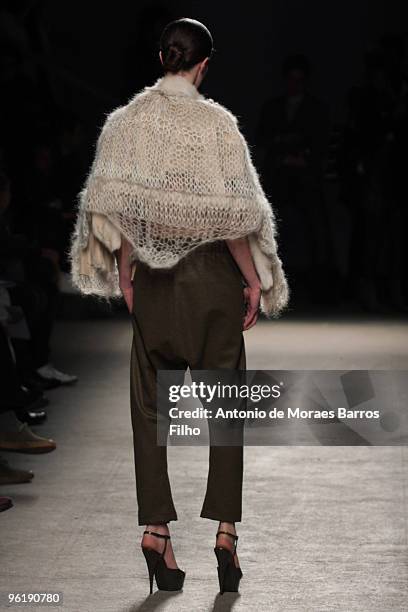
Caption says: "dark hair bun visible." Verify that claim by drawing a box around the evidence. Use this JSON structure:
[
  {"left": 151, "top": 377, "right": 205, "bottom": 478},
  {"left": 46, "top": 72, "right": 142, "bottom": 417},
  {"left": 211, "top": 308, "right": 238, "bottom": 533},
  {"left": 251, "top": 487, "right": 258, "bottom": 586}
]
[{"left": 163, "top": 43, "right": 184, "bottom": 72}]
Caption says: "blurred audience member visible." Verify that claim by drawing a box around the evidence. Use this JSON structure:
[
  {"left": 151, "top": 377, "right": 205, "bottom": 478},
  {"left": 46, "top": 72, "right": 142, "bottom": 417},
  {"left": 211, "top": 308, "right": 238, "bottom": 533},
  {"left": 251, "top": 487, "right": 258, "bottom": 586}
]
[
  {"left": 339, "top": 35, "right": 408, "bottom": 311},
  {"left": 256, "top": 54, "right": 332, "bottom": 304},
  {"left": 0, "top": 170, "right": 78, "bottom": 388}
]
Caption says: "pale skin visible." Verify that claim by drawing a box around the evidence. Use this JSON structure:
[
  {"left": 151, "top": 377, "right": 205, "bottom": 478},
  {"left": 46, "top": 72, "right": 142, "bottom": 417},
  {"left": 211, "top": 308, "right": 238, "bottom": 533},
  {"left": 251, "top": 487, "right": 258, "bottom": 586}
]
[{"left": 114, "top": 54, "right": 261, "bottom": 570}]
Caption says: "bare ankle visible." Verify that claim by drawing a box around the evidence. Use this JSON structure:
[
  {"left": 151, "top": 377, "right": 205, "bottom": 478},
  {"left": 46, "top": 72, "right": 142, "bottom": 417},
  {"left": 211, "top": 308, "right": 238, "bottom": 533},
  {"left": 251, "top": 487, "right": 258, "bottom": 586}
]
[
  {"left": 145, "top": 523, "right": 169, "bottom": 534},
  {"left": 218, "top": 521, "right": 236, "bottom": 534}
]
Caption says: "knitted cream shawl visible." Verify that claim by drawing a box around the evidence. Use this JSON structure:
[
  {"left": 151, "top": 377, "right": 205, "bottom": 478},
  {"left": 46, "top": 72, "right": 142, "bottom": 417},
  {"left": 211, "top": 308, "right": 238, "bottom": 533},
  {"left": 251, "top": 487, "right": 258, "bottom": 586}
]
[{"left": 69, "top": 73, "right": 289, "bottom": 317}]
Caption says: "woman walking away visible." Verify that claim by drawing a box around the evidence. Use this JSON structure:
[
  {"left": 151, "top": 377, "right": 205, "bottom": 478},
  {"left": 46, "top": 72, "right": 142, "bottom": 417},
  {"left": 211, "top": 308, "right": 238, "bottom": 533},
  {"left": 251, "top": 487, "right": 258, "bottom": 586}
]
[{"left": 69, "top": 17, "right": 289, "bottom": 597}]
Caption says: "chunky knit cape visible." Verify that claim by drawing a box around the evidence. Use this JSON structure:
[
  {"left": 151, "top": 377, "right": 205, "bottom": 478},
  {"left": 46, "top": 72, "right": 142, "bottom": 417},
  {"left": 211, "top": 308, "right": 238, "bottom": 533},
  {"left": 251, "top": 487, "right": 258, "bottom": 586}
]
[{"left": 69, "top": 73, "right": 289, "bottom": 317}]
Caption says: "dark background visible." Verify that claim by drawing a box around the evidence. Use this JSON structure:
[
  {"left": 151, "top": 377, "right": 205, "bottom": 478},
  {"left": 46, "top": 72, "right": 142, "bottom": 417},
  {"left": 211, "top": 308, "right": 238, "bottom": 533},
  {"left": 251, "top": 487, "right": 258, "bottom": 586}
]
[
  {"left": 1, "top": 0, "right": 408, "bottom": 315},
  {"left": 35, "top": 1, "right": 406, "bottom": 133}
]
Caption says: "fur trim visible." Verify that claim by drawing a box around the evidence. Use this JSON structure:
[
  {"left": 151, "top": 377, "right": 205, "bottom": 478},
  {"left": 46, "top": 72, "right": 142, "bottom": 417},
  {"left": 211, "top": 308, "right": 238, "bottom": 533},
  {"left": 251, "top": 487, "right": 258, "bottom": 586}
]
[
  {"left": 248, "top": 233, "right": 274, "bottom": 291},
  {"left": 260, "top": 255, "right": 290, "bottom": 318},
  {"left": 147, "top": 73, "right": 204, "bottom": 100}
]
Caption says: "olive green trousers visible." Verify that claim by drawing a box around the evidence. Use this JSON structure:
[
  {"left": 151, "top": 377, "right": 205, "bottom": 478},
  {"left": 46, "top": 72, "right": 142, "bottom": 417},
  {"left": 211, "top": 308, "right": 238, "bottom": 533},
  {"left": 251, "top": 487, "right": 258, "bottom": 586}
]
[{"left": 130, "top": 241, "right": 246, "bottom": 525}]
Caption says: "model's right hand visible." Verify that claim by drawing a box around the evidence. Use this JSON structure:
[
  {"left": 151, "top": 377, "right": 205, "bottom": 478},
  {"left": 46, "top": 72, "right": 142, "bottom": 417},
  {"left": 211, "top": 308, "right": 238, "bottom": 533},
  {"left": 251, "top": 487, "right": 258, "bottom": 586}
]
[
  {"left": 243, "top": 284, "right": 261, "bottom": 331},
  {"left": 121, "top": 283, "right": 133, "bottom": 313}
]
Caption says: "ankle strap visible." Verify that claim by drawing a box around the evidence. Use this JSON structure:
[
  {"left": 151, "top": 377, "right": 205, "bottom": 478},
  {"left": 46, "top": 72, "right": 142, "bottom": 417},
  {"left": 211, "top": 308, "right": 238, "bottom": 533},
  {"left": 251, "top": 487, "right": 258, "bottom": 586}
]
[
  {"left": 143, "top": 530, "right": 171, "bottom": 539},
  {"left": 216, "top": 530, "right": 239, "bottom": 553},
  {"left": 216, "top": 530, "right": 238, "bottom": 541},
  {"left": 143, "top": 530, "right": 170, "bottom": 558}
]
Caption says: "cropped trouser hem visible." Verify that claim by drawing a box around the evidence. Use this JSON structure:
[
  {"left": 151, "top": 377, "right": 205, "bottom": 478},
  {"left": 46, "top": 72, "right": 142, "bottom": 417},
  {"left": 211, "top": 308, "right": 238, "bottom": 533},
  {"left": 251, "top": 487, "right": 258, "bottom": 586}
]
[
  {"left": 200, "top": 507, "right": 242, "bottom": 522},
  {"left": 138, "top": 512, "right": 178, "bottom": 526}
]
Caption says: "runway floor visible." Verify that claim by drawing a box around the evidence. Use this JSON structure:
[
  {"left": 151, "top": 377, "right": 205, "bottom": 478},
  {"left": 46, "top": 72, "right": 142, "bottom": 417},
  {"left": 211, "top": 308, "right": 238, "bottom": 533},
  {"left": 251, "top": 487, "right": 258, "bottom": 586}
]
[{"left": 1, "top": 315, "right": 407, "bottom": 611}]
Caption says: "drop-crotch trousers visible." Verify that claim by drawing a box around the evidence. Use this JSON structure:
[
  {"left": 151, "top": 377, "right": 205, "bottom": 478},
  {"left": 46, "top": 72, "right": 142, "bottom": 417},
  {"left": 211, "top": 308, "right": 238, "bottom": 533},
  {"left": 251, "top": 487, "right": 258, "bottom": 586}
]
[{"left": 129, "top": 240, "right": 246, "bottom": 526}]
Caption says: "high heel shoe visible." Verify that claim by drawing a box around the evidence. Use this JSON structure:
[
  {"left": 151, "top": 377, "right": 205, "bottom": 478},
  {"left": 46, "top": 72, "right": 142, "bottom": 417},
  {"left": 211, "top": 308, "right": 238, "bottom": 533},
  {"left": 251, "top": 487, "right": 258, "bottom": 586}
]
[
  {"left": 214, "top": 530, "right": 243, "bottom": 594},
  {"left": 141, "top": 530, "right": 186, "bottom": 595}
]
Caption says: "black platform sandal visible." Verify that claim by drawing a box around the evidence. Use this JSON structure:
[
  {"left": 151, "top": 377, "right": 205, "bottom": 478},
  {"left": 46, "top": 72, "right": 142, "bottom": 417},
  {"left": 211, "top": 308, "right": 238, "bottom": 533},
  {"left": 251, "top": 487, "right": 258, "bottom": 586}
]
[
  {"left": 214, "top": 530, "right": 243, "bottom": 594},
  {"left": 141, "top": 530, "right": 186, "bottom": 595}
]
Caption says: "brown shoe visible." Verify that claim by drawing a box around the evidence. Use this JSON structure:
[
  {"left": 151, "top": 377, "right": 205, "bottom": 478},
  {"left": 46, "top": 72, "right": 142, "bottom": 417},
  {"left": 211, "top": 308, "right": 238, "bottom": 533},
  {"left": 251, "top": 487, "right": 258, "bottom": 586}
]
[
  {"left": 0, "top": 422, "right": 56, "bottom": 454},
  {"left": 0, "top": 496, "right": 13, "bottom": 512},
  {"left": 0, "top": 456, "right": 34, "bottom": 484}
]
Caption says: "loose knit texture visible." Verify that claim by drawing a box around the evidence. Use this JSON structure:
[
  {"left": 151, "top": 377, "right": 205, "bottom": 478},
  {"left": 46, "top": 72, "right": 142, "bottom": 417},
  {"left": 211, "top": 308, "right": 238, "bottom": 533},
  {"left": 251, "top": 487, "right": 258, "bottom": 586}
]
[{"left": 68, "top": 73, "right": 289, "bottom": 317}]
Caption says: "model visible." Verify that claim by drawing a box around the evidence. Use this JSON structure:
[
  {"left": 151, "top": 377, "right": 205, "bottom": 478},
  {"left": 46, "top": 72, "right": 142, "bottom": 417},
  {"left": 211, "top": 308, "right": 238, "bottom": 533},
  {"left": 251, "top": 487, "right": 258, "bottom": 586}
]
[{"left": 69, "top": 17, "right": 289, "bottom": 596}]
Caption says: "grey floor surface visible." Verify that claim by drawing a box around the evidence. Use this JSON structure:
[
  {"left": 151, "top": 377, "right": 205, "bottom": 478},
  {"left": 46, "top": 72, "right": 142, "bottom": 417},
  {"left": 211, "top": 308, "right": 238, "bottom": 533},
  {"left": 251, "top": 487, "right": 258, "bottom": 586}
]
[{"left": 1, "top": 315, "right": 407, "bottom": 611}]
